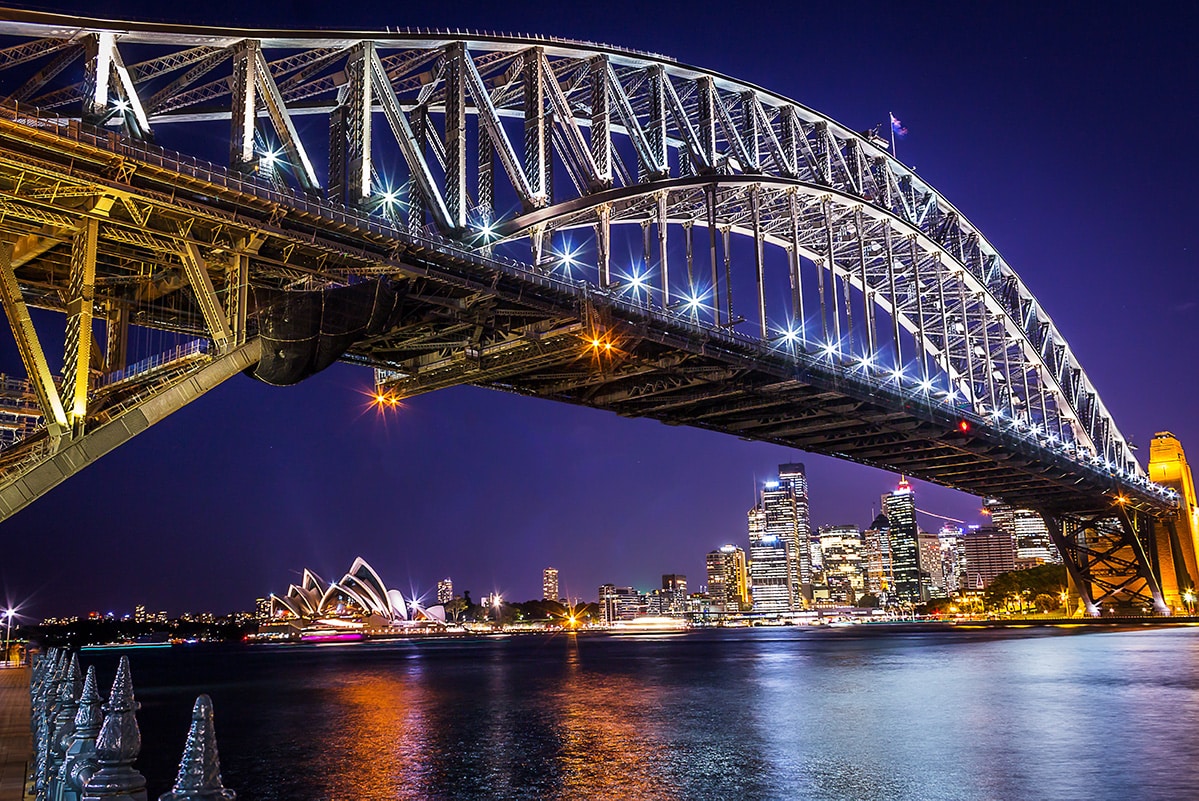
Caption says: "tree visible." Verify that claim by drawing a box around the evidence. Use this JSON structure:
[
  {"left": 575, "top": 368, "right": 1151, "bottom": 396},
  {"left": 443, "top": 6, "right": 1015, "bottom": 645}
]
[
  {"left": 1032, "top": 594, "right": 1058, "bottom": 613},
  {"left": 983, "top": 564, "right": 1067, "bottom": 611},
  {"left": 444, "top": 598, "right": 468, "bottom": 623}
]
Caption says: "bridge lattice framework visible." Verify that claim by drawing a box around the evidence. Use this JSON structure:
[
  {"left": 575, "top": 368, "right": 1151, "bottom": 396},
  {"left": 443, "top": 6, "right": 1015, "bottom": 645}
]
[{"left": 0, "top": 11, "right": 1185, "bottom": 615}]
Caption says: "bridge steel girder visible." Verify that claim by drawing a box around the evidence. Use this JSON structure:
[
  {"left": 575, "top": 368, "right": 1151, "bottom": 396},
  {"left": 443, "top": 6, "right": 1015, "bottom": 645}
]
[
  {"left": 0, "top": 240, "right": 68, "bottom": 436},
  {"left": 0, "top": 13, "right": 1152, "bottom": 483},
  {"left": 0, "top": 89, "right": 1167, "bottom": 523},
  {"left": 61, "top": 217, "right": 98, "bottom": 433}
]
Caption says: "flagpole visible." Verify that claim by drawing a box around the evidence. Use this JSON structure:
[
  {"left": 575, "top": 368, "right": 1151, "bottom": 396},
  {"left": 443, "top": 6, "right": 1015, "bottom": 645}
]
[{"left": 889, "top": 111, "right": 896, "bottom": 157}]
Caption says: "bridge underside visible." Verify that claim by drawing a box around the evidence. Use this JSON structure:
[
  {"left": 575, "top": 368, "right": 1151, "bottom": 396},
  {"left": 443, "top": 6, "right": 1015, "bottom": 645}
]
[
  {"left": 367, "top": 295, "right": 1140, "bottom": 518},
  {"left": 0, "top": 66, "right": 1177, "bottom": 612}
]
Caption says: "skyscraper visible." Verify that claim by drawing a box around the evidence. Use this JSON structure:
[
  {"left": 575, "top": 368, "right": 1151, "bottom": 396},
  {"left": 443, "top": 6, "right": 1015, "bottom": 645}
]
[
  {"left": 960, "top": 526, "right": 1017, "bottom": 591},
  {"left": 882, "top": 477, "right": 921, "bottom": 605},
  {"left": 817, "top": 525, "right": 865, "bottom": 605},
  {"left": 938, "top": 524, "right": 966, "bottom": 596},
  {"left": 862, "top": 513, "right": 894, "bottom": 602},
  {"left": 778, "top": 463, "right": 813, "bottom": 600},
  {"left": 917, "top": 531, "right": 947, "bottom": 600},
  {"left": 661, "top": 574, "right": 688, "bottom": 616},
  {"left": 984, "top": 500, "right": 1057, "bottom": 564},
  {"left": 437, "top": 578, "right": 454, "bottom": 605},
  {"left": 748, "top": 506, "right": 792, "bottom": 614},
  {"left": 706, "top": 545, "right": 749, "bottom": 612},
  {"left": 543, "top": 568, "right": 560, "bottom": 602}
]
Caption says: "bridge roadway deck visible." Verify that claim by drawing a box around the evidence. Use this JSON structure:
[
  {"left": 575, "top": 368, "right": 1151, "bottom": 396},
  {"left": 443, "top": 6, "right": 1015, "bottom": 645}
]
[
  {"left": 0, "top": 667, "right": 30, "bottom": 801},
  {"left": 0, "top": 99, "right": 1172, "bottom": 518}
]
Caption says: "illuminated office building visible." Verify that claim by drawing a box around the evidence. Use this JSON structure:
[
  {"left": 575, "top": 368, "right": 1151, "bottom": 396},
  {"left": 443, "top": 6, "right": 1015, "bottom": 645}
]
[
  {"left": 778, "top": 463, "right": 813, "bottom": 600},
  {"left": 960, "top": 526, "right": 1017, "bottom": 592},
  {"left": 918, "top": 531, "right": 947, "bottom": 600},
  {"left": 882, "top": 478, "right": 921, "bottom": 604},
  {"left": 543, "top": 568, "right": 560, "bottom": 602},
  {"left": 862, "top": 514, "right": 894, "bottom": 602},
  {"left": 598, "top": 584, "right": 640, "bottom": 623},
  {"left": 938, "top": 525, "right": 966, "bottom": 596},
  {"left": 817, "top": 525, "right": 865, "bottom": 604},
  {"left": 437, "top": 577, "right": 454, "bottom": 605},
  {"left": 706, "top": 545, "right": 749, "bottom": 612},
  {"left": 748, "top": 506, "right": 792, "bottom": 614},
  {"left": 984, "top": 499, "right": 1057, "bottom": 563}
]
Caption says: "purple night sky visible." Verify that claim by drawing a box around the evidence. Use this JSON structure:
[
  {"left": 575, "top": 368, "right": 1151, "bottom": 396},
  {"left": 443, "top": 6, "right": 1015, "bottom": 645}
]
[{"left": 1, "top": 1, "right": 1195, "bottom": 618}]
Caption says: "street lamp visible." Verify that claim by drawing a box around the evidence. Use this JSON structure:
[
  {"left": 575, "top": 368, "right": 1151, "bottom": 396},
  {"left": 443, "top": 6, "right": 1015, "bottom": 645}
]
[
  {"left": 1184, "top": 590, "right": 1196, "bottom": 616},
  {"left": 491, "top": 594, "right": 502, "bottom": 627}
]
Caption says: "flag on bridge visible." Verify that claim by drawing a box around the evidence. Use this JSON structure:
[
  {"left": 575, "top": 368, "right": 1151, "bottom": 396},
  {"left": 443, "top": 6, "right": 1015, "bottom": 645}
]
[{"left": 889, "top": 112, "right": 909, "bottom": 157}]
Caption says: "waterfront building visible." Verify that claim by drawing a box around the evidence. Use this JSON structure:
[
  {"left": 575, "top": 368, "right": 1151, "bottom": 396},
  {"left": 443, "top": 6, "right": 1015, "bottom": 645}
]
[
  {"left": 862, "top": 513, "right": 894, "bottom": 602},
  {"left": 253, "top": 599, "right": 270, "bottom": 621},
  {"left": 134, "top": 604, "right": 146, "bottom": 623},
  {"left": 984, "top": 499, "right": 1057, "bottom": 563},
  {"left": 543, "top": 568, "right": 560, "bottom": 602},
  {"left": 817, "top": 525, "right": 865, "bottom": 604},
  {"left": 437, "top": 578, "right": 454, "bottom": 605},
  {"left": 661, "top": 574, "right": 687, "bottom": 615},
  {"left": 748, "top": 506, "right": 792, "bottom": 614},
  {"left": 960, "top": 526, "right": 1017, "bottom": 592},
  {"left": 598, "top": 584, "right": 640, "bottom": 623},
  {"left": 882, "top": 478, "right": 922, "bottom": 604},
  {"left": 706, "top": 545, "right": 749, "bottom": 612},
  {"left": 938, "top": 525, "right": 966, "bottom": 595},
  {"left": 918, "top": 531, "right": 948, "bottom": 600}
]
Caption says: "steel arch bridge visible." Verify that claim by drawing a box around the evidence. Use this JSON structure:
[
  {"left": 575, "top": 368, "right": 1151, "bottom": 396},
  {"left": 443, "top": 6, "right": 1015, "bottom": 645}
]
[{"left": 0, "top": 9, "right": 1190, "bottom": 616}]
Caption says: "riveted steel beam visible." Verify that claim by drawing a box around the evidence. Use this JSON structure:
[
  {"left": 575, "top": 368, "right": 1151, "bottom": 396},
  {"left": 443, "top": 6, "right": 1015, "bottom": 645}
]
[
  {"left": 366, "top": 43, "right": 452, "bottom": 232},
  {"left": 178, "top": 241, "right": 232, "bottom": 351},
  {"left": 0, "top": 240, "right": 68, "bottom": 436},
  {"left": 62, "top": 217, "right": 97, "bottom": 432}
]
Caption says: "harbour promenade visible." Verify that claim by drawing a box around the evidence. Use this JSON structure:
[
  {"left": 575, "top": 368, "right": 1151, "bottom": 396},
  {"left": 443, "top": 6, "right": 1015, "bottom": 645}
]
[{"left": 0, "top": 667, "right": 29, "bottom": 801}]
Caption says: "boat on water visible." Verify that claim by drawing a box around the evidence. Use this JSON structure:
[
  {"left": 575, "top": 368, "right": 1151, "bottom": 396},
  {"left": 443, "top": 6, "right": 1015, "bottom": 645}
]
[{"left": 606, "top": 616, "right": 690, "bottom": 635}]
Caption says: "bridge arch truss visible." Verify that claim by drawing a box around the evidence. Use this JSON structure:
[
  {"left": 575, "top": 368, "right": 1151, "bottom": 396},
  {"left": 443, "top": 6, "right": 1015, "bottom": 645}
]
[{"left": 0, "top": 11, "right": 1184, "bottom": 613}]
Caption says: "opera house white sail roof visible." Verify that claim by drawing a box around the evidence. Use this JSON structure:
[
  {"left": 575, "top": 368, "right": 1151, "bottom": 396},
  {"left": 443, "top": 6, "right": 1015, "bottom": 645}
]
[{"left": 270, "top": 557, "right": 446, "bottom": 625}]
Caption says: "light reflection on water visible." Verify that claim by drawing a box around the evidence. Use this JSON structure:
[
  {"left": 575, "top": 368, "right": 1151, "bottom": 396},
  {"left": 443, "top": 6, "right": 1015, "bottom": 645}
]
[{"left": 88, "top": 626, "right": 1199, "bottom": 800}]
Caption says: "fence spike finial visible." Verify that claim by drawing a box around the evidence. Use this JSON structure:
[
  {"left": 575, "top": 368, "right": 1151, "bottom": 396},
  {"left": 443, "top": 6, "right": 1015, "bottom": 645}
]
[
  {"left": 158, "top": 694, "right": 235, "bottom": 801},
  {"left": 81, "top": 655, "right": 147, "bottom": 801}
]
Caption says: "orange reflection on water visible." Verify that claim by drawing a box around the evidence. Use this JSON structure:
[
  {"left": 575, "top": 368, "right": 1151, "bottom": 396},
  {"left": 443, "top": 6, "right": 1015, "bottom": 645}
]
[
  {"left": 547, "top": 636, "right": 679, "bottom": 800},
  {"left": 319, "top": 665, "right": 434, "bottom": 800}
]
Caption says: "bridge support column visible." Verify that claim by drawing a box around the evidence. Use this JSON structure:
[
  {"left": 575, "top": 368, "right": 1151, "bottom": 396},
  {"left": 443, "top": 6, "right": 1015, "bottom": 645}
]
[
  {"left": 63, "top": 218, "right": 98, "bottom": 435},
  {"left": 1149, "top": 432, "right": 1199, "bottom": 612},
  {"left": 1042, "top": 510, "right": 1168, "bottom": 616}
]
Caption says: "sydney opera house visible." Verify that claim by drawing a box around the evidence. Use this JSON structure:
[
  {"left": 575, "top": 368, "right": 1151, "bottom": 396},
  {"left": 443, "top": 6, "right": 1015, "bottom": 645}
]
[{"left": 264, "top": 557, "right": 448, "bottom": 639}]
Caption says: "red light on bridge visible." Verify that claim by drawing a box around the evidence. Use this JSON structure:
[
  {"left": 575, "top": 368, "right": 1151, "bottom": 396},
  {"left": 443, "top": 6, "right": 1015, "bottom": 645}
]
[{"left": 958, "top": 420, "right": 970, "bottom": 433}]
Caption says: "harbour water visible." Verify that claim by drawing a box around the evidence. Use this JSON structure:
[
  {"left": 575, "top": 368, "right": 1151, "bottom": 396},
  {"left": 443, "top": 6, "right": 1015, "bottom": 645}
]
[{"left": 79, "top": 626, "right": 1199, "bottom": 800}]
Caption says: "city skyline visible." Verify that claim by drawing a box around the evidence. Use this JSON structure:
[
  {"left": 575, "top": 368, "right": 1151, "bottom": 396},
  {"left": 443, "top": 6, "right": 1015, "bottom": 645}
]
[{"left": 1, "top": 1, "right": 1195, "bottom": 618}]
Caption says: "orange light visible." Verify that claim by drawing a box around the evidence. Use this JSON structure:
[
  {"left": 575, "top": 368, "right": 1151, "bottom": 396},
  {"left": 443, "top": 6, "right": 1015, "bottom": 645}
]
[
  {"left": 958, "top": 420, "right": 970, "bottom": 433},
  {"left": 590, "top": 338, "right": 602, "bottom": 349}
]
